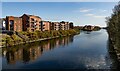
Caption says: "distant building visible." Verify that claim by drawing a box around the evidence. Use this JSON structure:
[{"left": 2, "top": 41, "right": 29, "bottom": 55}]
[
  {"left": 6, "top": 16, "right": 22, "bottom": 32},
  {"left": 64, "top": 22, "right": 69, "bottom": 30},
  {"left": 52, "top": 22, "right": 60, "bottom": 30},
  {"left": 0, "top": 18, "right": 6, "bottom": 30},
  {"left": 69, "top": 22, "right": 74, "bottom": 29},
  {"left": 1, "top": 14, "right": 73, "bottom": 32},
  {"left": 50, "top": 22, "right": 54, "bottom": 30},
  {"left": 0, "top": 19, "right": 2, "bottom": 30},
  {"left": 21, "top": 14, "right": 42, "bottom": 32},
  {"left": 60, "top": 21, "right": 69, "bottom": 30},
  {"left": 41, "top": 21, "right": 51, "bottom": 31}
]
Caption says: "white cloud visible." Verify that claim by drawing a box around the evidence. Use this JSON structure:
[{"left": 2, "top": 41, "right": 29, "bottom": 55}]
[
  {"left": 79, "top": 8, "right": 93, "bottom": 13},
  {"left": 85, "top": 13, "right": 106, "bottom": 18},
  {"left": 99, "top": 9, "right": 107, "bottom": 12},
  {"left": 85, "top": 14, "right": 94, "bottom": 16},
  {"left": 94, "top": 15, "right": 106, "bottom": 18},
  {"left": 102, "top": 10, "right": 107, "bottom": 12}
]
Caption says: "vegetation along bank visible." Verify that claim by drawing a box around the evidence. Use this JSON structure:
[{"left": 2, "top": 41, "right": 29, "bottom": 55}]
[{"left": 0, "top": 29, "right": 80, "bottom": 47}]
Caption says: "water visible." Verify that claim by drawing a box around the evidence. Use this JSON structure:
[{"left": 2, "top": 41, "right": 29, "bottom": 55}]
[{"left": 1, "top": 29, "right": 119, "bottom": 69}]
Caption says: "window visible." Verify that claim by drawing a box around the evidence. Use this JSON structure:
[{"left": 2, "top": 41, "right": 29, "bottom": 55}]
[{"left": 10, "top": 20, "right": 14, "bottom": 30}]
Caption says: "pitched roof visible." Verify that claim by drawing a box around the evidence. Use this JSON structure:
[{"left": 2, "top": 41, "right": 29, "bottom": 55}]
[{"left": 23, "top": 14, "right": 41, "bottom": 19}]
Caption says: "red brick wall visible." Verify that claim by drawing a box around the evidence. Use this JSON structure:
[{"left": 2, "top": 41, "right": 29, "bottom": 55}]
[{"left": 6, "top": 16, "right": 22, "bottom": 32}]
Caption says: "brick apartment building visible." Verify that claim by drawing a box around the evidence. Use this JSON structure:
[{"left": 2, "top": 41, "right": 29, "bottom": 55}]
[
  {"left": 1, "top": 14, "right": 74, "bottom": 32},
  {"left": 52, "top": 22, "right": 60, "bottom": 30},
  {"left": 69, "top": 22, "right": 74, "bottom": 29},
  {"left": 41, "top": 21, "right": 51, "bottom": 31},
  {"left": 60, "top": 21, "right": 69, "bottom": 30},
  {"left": 0, "top": 18, "right": 6, "bottom": 30},
  {"left": 6, "top": 16, "right": 22, "bottom": 32},
  {"left": 21, "top": 14, "right": 42, "bottom": 32}
]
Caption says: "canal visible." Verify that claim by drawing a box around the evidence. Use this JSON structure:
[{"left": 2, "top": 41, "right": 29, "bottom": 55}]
[{"left": 1, "top": 29, "right": 120, "bottom": 69}]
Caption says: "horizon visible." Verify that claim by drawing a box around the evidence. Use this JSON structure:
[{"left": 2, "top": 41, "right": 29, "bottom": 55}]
[{"left": 1, "top": 2, "right": 117, "bottom": 27}]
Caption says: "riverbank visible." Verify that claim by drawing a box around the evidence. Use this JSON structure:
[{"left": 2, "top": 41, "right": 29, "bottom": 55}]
[
  {"left": 0, "top": 29, "right": 80, "bottom": 48},
  {"left": 108, "top": 36, "right": 120, "bottom": 62},
  {"left": 106, "top": 2, "right": 120, "bottom": 62},
  {"left": 2, "top": 29, "right": 117, "bottom": 69}
]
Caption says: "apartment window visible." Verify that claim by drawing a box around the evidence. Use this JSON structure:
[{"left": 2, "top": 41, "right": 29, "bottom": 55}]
[
  {"left": 10, "top": 20, "right": 14, "bottom": 30},
  {"left": 31, "top": 18, "right": 34, "bottom": 21},
  {"left": 2, "top": 21, "right": 6, "bottom": 28}
]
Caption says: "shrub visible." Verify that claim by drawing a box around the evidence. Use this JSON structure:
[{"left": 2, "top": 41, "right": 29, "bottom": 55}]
[
  {"left": 11, "top": 34, "right": 23, "bottom": 44},
  {"left": 6, "top": 35, "right": 14, "bottom": 46}
]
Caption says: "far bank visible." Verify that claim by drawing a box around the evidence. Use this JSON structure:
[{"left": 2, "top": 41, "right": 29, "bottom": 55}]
[{"left": 0, "top": 29, "right": 80, "bottom": 47}]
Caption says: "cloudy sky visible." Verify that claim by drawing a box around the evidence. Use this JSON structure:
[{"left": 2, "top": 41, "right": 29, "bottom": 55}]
[{"left": 2, "top": 2, "right": 117, "bottom": 27}]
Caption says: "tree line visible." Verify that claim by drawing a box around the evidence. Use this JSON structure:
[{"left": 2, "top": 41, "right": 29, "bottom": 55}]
[{"left": 106, "top": 1, "right": 120, "bottom": 60}]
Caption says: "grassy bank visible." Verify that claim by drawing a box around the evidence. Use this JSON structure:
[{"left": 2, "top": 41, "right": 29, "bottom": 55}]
[{"left": 0, "top": 29, "right": 80, "bottom": 47}]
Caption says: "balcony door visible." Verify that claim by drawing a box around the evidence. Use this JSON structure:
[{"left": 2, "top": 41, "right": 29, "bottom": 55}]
[{"left": 10, "top": 20, "right": 14, "bottom": 31}]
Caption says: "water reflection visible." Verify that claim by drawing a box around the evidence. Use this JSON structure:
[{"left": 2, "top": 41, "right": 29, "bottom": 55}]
[
  {"left": 2, "top": 29, "right": 120, "bottom": 69},
  {"left": 2, "top": 36, "right": 74, "bottom": 65},
  {"left": 83, "top": 31, "right": 92, "bottom": 34}
]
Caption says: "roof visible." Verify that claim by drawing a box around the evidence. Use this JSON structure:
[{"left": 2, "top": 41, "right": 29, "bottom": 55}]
[
  {"left": 23, "top": 14, "right": 41, "bottom": 19},
  {"left": 6, "top": 16, "right": 21, "bottom": 19},
  {"left": 42, "top": 20, "right": 51, "bottom": 22}
]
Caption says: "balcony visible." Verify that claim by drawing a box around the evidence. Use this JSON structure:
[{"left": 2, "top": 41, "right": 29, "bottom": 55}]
[{"left": 31, "top": 18, "right": 34, "bottom": 21}]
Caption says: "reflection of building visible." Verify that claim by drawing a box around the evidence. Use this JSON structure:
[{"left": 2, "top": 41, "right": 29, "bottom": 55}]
[
  {"left": 43, "top": 42, "right": 50, "bottom": 51},
  {"left": 65, "top": 37, "right": 69, "bottom": 45},
  {"left": 6, "top": 16, "right": 22, "bottom": 32},
  {"left": 21, "top": 14, "right": 42, "bottom": 32},
  {"left": 4, "top": 46, "right": 43, "bottom": 64},
  {"left": 3, "top": 35, "right": 74, "bottom": 64},
  {"left": 29, "top": 47, "right": 43, "bottom": 61},
  {"left": 56, "top": 39, "right": 60, "bottom": 47},
  {"left": 6, "top": 49, "right": 23, "bottom": 64},
  {"left": 62, "top": 38, "right": 65, "bottom": 46}
]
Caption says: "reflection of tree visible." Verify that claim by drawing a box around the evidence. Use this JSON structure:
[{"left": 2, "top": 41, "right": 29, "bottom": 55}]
[
  {"left": 2, "top": 35, "right": 74, "bottom": 64},
  {"left": 23, "top": 48, "right": 30, "bottom": 63},
  {"left": 6, "top": 51, "right": 15, "bottom": 64},
  {"left": 69, "top": 36, "right": 74, "bottom": 43}
]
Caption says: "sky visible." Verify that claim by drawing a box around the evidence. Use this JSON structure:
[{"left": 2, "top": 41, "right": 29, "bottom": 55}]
[
  {"left": 1, "top": 0, "right": 119, "bottom": 2},
  {"left": 2, "top": 2, "right": 117, "bottom": 27}
]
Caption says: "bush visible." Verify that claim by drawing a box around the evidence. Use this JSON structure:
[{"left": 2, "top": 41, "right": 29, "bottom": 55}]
[
  {"left": 35, "top": 30, "right": 42, "bottom": 39},
  {"left": 5, "top": 35, "right": 14, "bottom": 46},
  {"left": 11, "top": 34, "right": 23, "bottom": 44},
  {"left": 26, "top": 32, "right": 38, "bottom": 40}
]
